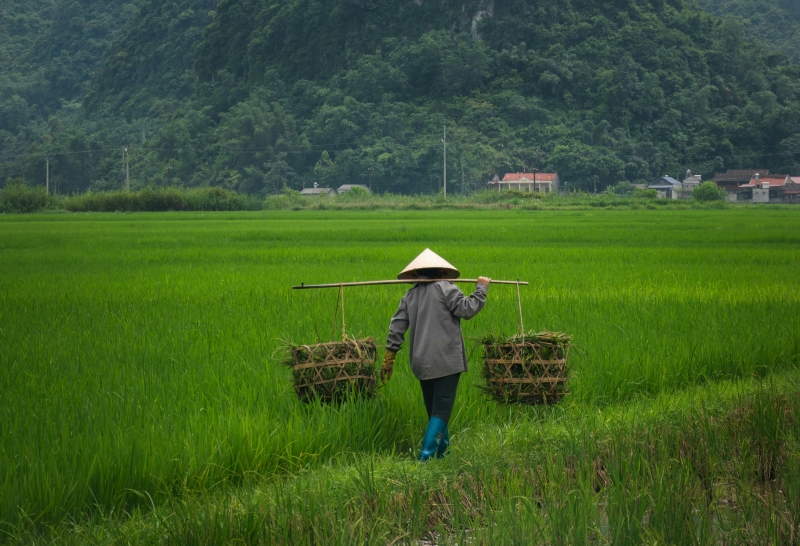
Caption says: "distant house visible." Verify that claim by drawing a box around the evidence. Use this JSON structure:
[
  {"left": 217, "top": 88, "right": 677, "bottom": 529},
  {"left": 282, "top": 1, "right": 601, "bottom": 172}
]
[
  {"left": 681, "top": 172, "right": 702, "bottom": 192},
  {"left": 736, "top": 174, "right": 790, "bottom": 203},
  {"left": 300, "top": 182, "right": 335, "bottom": 197},
  {"left": 785, "top": 177, "right": 800, "bottom": 202},
  {"left": 648, "top": 176, "right": 681, "bottom": 199},
  {"left": 488, "top": 172, "right": 560, "bottom": 193},
  {"left": 712, "top": 169, "right": 767, "bottom": 195},
  {"left": 337, "top": 184, "right": 370, "bottom": 193}
]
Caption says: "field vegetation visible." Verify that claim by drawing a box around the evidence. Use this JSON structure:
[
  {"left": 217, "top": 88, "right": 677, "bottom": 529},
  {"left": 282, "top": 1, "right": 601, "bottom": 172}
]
[
  {"left": 2, "top": 183, "right": 737, "bottom": 214},
  {"left": 1, "top": 209, "right": 799, "bottom": 543}
]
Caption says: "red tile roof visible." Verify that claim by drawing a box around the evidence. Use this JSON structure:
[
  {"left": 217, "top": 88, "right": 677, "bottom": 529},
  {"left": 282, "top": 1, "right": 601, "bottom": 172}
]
[
  {"left": 739, "top": 175, "right": 789, "bottom": 188},
  {"left": 713, "top": 169, "right": 768, "bottom": 183},
  {"left": 501, "top": 172, "right": 558, "bottom": 182}
]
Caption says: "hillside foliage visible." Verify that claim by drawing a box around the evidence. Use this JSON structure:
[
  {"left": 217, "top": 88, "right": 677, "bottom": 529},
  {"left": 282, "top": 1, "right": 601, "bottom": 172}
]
[
  {"left": 2, "top": 0, "right": 800, "bottom": 194},
  {"left": 696, "top": 0, "right": 800, "bottom": 62}
]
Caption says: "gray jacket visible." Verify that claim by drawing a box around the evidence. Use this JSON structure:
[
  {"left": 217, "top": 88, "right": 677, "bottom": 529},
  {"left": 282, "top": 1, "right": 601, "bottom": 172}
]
[{"left": 386, "top": 280, "right": 488, "bottom": 380}]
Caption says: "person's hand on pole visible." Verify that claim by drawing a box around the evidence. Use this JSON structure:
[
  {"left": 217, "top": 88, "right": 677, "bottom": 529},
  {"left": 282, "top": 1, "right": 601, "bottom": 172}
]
[
  {"left": 477, "top": 276, "right": 491, "bottom": 285},
  {"left": 381, "top": 349, "right": 397, "bottom": 384}
]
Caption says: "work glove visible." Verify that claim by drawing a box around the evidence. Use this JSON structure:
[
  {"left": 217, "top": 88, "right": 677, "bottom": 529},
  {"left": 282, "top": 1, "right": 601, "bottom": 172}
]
[{"left": 381, "top": 349, "right": 397, "bottom": 384}]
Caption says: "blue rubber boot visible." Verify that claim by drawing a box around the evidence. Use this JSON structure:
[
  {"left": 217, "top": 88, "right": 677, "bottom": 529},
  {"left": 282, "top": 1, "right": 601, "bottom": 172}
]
[
  {"left": 418, "top": 416, "right": 447, "bottom": 461},
  {"left": 435, "top": 425, "right": 450, "bottom": 458}
]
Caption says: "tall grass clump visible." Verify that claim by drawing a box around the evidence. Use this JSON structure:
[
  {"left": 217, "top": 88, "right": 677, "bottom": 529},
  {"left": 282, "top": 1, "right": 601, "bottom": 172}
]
[
  {"left": 0, "top": 183, "right": 59, "bottom": 213},
  {"left": 62, "top": 187, "right": 262, "bottom": 212},
  {"left": 262, "top": 186, "right": 305, "bottom": 210}
]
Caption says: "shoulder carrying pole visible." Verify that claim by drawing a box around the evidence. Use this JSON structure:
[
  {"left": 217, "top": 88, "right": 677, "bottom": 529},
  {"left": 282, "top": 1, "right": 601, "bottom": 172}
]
[{"left": 293, "top": 279, "right": 528, "bottom": 289}]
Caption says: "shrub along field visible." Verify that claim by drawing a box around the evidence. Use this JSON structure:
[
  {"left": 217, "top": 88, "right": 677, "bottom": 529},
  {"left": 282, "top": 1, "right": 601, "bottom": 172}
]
[
  {"left": 1, "top": 183, "right": 732, "bottom": 214},
  {"left": 1, "top": 209, "right": 799, "bottom": 543}
]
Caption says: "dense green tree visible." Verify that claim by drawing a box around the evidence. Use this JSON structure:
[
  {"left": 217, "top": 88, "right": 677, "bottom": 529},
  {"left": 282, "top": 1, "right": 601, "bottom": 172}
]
[
  {"left": 211, "top": 94, "right": 308, "bottom": 194},
  {"left": 693, "top": 179, "right": 727, "bottom": 200}
]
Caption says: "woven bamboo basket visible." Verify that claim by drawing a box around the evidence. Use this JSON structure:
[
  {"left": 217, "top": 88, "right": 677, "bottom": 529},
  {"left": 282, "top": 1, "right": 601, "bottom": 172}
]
[
  {"left": 288, "top": 338, "right": 377, "bottom": 403},
  {"left": 481, "top": 332, "right": 570, "bottom": 405}
]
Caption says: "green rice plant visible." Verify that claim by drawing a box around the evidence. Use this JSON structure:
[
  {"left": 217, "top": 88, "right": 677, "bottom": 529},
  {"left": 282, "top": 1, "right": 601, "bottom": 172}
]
[
  {"left": 0, "top": 208, "right": 799, "bottom": 540},
  {"left": 4, "top": 372, "right": 799, "bottom": 544}
]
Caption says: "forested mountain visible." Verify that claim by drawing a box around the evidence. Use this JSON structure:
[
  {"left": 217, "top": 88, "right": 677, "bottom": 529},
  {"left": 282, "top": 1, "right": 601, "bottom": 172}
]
[
  {"left": 1, "top": 0, "right": 141, "bottom": 192},
  {"left": 1, "top": 0, "right": 140, "bottom": 125},
  {"left": 2, "top": 0, "right": 800, "bottom": 194},
  {"left": 696, "top": 0, "right": 800, "bottom": 62},
  {"left": 84, "top": 0, "right": 214, "bottom": 115}
]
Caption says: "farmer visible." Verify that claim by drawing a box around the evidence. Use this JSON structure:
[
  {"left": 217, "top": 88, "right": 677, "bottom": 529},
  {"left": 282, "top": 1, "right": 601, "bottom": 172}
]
[{"left": 381, "top": 248, "right": 490, "bottom": 461}]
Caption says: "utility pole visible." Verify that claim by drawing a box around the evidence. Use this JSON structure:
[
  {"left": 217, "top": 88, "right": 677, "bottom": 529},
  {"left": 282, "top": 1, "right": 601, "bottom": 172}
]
[
  {"left": 368, "top": 166, "right": 374, "bottom": 191},
  {"left": 442, "top": 126, "right": 447, "bottom": 199},
  {"left": 45, "top": 158, "right": 50, "bottom": 195},
  {"left": 459, "top": 153, "right": 465, "bottom": 196},
  {"left": 124, "top": 147, "right": 130, "bottom": 193}
]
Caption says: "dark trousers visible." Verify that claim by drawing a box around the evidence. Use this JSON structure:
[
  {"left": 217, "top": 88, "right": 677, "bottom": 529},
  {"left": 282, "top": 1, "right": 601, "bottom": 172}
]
[{"left": 419, "top": 372, "right": 461, "bottom": 424}]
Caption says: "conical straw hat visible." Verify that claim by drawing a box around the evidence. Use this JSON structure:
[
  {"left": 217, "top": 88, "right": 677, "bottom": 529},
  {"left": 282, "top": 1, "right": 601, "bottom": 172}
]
[{"left": 397, "top": 248, "right": 460, "bottom": 280}]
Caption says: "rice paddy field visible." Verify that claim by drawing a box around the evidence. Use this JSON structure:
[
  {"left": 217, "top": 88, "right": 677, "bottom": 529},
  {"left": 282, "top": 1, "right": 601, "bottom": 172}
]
[{"left": 1, "top": 208, "right": 799, "bottom": 544}]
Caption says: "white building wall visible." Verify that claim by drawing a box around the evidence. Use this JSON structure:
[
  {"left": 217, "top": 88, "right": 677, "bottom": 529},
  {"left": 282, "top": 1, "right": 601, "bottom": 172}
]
[{"left": 753, "top": 189, "right": 769, "bottom": 203}]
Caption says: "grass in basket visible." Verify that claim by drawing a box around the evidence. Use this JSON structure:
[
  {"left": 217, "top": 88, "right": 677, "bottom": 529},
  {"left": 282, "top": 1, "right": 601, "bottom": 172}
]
[
  {"left": 479, "top": 331, "right": 571, "bottom": 404},
  {"left": 277, "top": 337, "right": 379, "bottom": 402}
]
